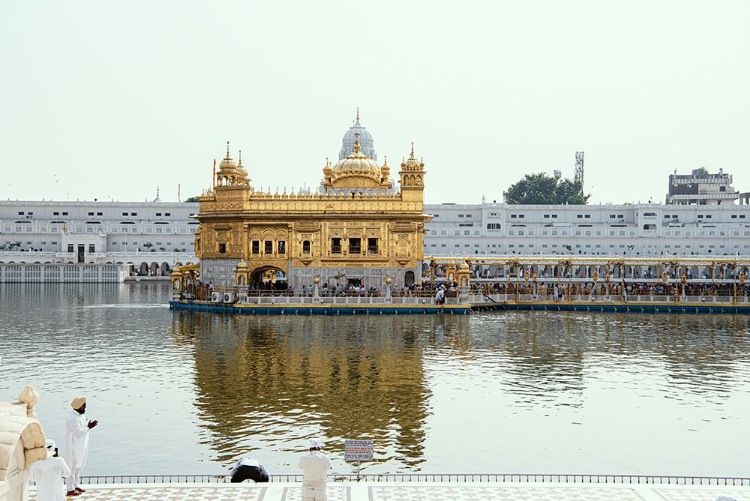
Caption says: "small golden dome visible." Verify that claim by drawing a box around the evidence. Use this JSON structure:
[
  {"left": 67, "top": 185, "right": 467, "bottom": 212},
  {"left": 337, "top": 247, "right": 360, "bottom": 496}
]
[
  {"left": 218, "top": 141, "right": 237, "bottom": 171},
  {"left": 400, "top": 142, "right": 424, "bottom": 171}
]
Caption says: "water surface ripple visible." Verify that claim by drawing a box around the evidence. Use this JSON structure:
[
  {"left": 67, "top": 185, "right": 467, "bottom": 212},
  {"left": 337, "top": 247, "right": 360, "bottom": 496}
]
[{"left": 0, "top": 284, "right": 747, "bottom": 477}]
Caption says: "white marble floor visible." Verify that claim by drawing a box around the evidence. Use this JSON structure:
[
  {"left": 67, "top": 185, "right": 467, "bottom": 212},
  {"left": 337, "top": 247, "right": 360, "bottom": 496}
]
[{"left": 28, "top": 482, "right": 748, "bottom": 501}]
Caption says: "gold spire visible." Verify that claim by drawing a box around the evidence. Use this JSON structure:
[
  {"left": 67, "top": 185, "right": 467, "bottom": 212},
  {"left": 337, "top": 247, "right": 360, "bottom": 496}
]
[
  {"left": 354, "top": 131, "right": 361, "bottom": 154},
  {"left": 410, "top": 142, "right": 415, "bottom": 159},
  {"left": 356, "top": 107, "right": 360, "bottom": 122},
  {"left": 226, "top": 141, "right": 230, "bottom": 158},
  {"left": 238, "top": 150, "right": 242, "bottom": 166}
]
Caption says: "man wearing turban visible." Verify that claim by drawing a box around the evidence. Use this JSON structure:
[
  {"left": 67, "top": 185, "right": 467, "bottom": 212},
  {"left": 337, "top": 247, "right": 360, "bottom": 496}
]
[{"left": 65, "top": 397, "right": 98, "bottom": 496}]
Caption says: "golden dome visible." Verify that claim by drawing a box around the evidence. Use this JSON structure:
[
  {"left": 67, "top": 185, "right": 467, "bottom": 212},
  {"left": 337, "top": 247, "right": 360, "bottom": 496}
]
[
  {"left": 324, "top": 132, "right": 388, "bottom": 189},
  {"left": 216, "top": 142, "right": 251, "bottom": 187},
  {"left": 218, "top": 141, "right": 237, "bottom": 171}
]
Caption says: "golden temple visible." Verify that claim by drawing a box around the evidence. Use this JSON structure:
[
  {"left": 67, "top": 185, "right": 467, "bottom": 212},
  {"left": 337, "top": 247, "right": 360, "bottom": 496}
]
[{"left": 190, "top": 114, "right": 430, "bottom": 293}]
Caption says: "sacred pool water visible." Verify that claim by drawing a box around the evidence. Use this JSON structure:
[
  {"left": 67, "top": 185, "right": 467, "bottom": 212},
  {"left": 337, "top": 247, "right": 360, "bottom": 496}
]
[{"left": 0, "top": 283, "right": 747, "bottom": 478}]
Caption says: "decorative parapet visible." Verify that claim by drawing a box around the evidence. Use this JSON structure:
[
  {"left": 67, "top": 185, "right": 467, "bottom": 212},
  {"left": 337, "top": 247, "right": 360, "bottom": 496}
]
[
  {"left": 17, "top": 387, "right": 40, "bottom": 419},
  {"left": 0, "top": 384, "right": 46, "bottom": 501}
]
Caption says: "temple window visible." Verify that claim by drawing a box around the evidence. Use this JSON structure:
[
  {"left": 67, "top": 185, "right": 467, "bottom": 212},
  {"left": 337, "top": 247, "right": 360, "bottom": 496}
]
[
  {"left": 331, "top": 238, "right": 342, "bottom": 254},
  {"left": 302, "top": 240, "right": 311, "bottom": 254},
  {"left": 349, "top": 238, "right": 361, "bottom": 254},
  {"left": 265, "top": 240, "right": 273, "bottom": 254},
  {"left": 219, "top": 243, "right": 226, "bottom": 254},
  {"left": 278, "top": 240, "right": 286, "bottom": 254},
  {"left": 252, "top": 240, "right": 260, "bottom": 254},
  {"left": 368, "top": 238, "right": 378, "bottom": 254}
]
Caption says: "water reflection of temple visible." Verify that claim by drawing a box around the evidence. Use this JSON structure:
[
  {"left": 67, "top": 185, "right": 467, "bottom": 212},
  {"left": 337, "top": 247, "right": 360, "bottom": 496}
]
[{"left": 170, "top": 313, "right": 432, "bottom": 468}]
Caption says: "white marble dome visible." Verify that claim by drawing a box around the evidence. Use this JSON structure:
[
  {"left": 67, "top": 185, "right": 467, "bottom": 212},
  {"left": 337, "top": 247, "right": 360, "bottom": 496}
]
[{"left": 339, "top": 109, "right": 377, "bottom": 161}]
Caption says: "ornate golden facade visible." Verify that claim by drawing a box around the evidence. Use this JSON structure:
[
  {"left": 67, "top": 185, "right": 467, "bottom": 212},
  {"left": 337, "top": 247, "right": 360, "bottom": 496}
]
[{"left": 194, "top": 124, "right": 431, "bottom": 291}]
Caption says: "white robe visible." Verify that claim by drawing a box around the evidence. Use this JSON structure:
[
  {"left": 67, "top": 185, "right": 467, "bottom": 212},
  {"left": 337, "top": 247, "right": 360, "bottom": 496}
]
[
  {"left": 298, "top": 450, "right": 331, "bottom": 485},
  {"left": 30, "top": 456, "right": 71, "bottom": 501},
  {"left": 66, "top": 409, "right": 90, "bottom": 469}
]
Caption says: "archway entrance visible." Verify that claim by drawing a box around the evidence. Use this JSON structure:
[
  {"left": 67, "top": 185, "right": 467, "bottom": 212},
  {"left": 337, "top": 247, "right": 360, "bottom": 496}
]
[
  {"left": 405, "top": 271, "right": 416, "bottom": 287},
  {"left": 250, "top": 267, "right": 288, "bottom": 292}
]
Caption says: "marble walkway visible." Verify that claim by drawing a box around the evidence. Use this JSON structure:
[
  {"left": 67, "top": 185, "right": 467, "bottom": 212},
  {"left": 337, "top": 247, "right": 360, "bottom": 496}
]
[{"left": 29, "top": 481, "right": 748, "bottom": 501}]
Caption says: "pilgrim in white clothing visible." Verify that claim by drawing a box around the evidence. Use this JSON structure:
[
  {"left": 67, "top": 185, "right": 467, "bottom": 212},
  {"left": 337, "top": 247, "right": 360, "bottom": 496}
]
[
  {"left": 30, "top": 439, "right": 71, "bottom": 501},
  {"left": 229, "top": 457, "right": 270, "bottom": 482},
  {"left": 65, "top": 396, "right": 98, "bottom": 495},
  {"left": 298, "top": 438, "right": 332, "bottom": 501}
]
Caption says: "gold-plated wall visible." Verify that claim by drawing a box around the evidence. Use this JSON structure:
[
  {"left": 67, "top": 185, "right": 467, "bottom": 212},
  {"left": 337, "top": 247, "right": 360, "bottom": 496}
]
[{"left": 195, "top": 143, "right": 431, "bottom": 289}]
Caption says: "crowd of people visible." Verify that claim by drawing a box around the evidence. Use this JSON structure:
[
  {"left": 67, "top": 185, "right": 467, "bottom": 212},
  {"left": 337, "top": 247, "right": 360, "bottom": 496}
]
[{"left": 471, "top": 281, "right": 750, "bottom": 301}]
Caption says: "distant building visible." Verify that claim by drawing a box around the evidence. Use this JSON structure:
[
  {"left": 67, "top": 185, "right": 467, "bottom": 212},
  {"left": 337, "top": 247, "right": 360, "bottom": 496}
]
[
  {"left": 666, "top": 168, "right": 740, "bottom": 205},
  {"left": 423, "top": 201, "right": 750, "bottom": 258},
  {"left": 0, "top": 199, "right": 198, "bottom": 276}
]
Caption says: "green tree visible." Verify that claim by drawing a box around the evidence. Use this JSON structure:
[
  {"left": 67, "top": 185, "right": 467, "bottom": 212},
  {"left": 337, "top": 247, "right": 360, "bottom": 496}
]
[
  {"left": 693, "top": 167, "right": 709, "bottom": 176},
  {"left": 185, "top": 196, "right": 201, "bottom": 202},
  {"left": 504, "top": 173, "right": 589, "bottom": 205}
]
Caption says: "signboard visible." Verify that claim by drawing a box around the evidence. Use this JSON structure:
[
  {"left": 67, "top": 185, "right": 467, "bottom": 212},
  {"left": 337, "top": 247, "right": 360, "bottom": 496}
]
[{"left": 344, "top": 439, "right": 374, "bottom": 461}]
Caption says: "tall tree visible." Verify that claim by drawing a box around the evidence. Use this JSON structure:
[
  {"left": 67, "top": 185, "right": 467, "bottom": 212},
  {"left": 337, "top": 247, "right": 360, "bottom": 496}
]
[{"left": 504, "top": 173, "right": 589, "bottom": 205}]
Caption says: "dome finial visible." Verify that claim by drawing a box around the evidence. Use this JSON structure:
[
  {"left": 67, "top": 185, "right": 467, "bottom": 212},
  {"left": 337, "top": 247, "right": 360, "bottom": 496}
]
[
  {"left": 354, "top": 131, "right": 361, "bottom": 153},
  {"left": 238, "top": 150, "right": 242, "bottom": 166},
  {"left": 410, "top": 142, "right": 415, "bottom": 158},
  {"left": 356, "top": 107, "right": 360, "bottom": 122},
  {"left": 226, "top": 141, "right": 230, "bottom": 158}
]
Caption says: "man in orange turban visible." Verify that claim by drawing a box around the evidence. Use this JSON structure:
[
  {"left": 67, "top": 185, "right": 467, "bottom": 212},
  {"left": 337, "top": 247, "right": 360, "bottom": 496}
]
[{"left": 65, "top": 397, "right": 98, "bottom": 497}]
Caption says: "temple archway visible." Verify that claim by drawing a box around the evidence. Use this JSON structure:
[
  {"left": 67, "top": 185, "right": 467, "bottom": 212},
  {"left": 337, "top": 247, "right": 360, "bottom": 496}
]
[{"left": 250, "top": 267, "right": 288, "bottom": 291}]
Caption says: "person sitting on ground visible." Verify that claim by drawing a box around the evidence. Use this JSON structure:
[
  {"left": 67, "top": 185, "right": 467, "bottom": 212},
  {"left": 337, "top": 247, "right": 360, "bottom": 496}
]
[{"left": 229, "top": 457, "right": 270, "bottom": 483}]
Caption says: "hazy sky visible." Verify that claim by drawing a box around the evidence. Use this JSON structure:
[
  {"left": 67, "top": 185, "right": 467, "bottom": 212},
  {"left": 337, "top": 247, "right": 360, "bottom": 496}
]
[{"left": 2, "top": 1, "right": 748, "bottom": 205}]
